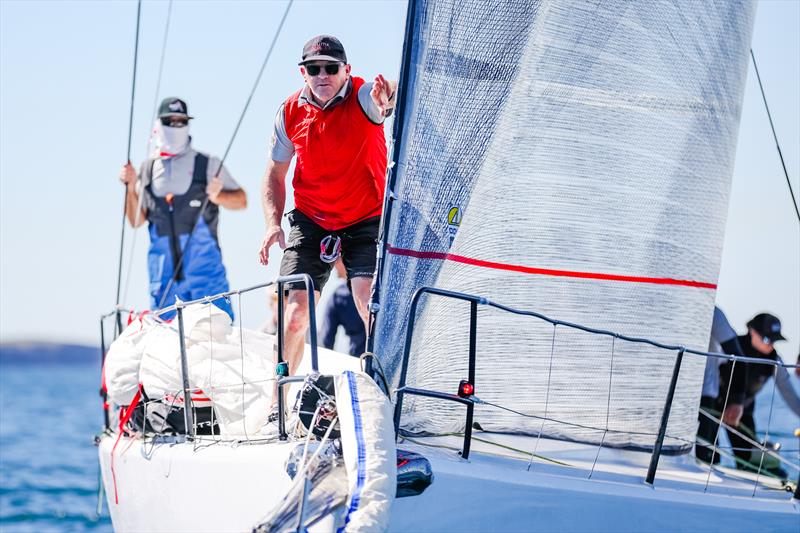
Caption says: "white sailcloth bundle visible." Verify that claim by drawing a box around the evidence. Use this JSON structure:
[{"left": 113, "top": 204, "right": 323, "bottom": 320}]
[
  {"left": 104, "top": 303, "right": 274, "bottom": 438},
  {"left": 375, "top": 0, "right": 755, "bottom": 450}
]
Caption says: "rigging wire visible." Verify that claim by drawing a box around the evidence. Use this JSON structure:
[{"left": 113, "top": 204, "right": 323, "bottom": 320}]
[
  {"left": 115, "top": 0, "right": 143, "bottom": 336},
  {"left": 474, "top": 397, "right": 797, "bottom": 477},
  {"left": 218, "top": 0, "right": 294, "bottom": 171},
  {"left": 589, "top": 335, "right": 616, "bottom": 479},
  {"left": 698, "top": 408, "right": 797, "bottom": 474},
  {"left": 750, "top": 48, "right": 800, "bottom": 224},
  {"left": 125, "top": 1, "right": 143, "bottom": 166},
  {"left": 752, "top": 366, "right": 780, "bottom": 495},
  {"left": 150, "top": 0, "right": 174, "bottom": 134},
  {"left": 122, "top": 0, "right": 174, "bottom": 305},
  {"left": 158, "top": 0, "right": 294, "bottom": 309}
]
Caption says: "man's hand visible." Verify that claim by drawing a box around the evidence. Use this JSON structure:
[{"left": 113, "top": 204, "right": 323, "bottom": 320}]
[
  {"left": 259, "top": 225, "right": 286, "bottom": 266},
  {"left": 370, "top": 74, "right": 395, "bottom": 117},
  {"left": 119, "top": 162, "right": 136, "bottom": 187},
  {"left": 120, "top": 161, "right": 147, "bottom": 227},
  {"left": 722, "top": 403, "right": 744, "bottom": 427},
  {"left": 206, "top": 176, "right": 224, "bottom": 204}
]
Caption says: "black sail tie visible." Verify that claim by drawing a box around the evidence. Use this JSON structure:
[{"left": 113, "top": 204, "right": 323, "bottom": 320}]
[{"left": 165, "top": 194, "right": 184, "bottom": 282}]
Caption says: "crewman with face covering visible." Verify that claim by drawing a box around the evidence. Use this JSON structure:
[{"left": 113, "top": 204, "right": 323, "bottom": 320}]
[{"left": 119, "top": 97, "right": 247, "bottom": 319}]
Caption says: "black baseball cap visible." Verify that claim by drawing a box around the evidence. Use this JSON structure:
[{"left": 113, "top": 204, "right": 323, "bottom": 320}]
[
  {"left": 747, "top": 313, "right": 786, "bottom": 343},
  {"left": 157, "top": 97, "right": 193, "bottom": 119},
  {"left": 299, "top": 35, "right": 347, "bottom": 65}
]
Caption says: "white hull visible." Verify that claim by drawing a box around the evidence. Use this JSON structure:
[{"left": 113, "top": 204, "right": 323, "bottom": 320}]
[
  {"left": 99, "top": 430, "right": 799, "bottom": 532},
  {"left": 100, "top": 436, "right": 295, "bottom": 533}
]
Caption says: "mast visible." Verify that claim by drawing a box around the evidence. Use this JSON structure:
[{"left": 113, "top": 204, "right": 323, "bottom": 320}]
[{"left": 365, "top": 0, "right": 419, "bottom": 356}]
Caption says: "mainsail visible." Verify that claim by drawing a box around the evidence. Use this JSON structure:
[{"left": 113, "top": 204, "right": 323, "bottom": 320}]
[{"left": 374, "top": 0, "right": 756, "bottom": 450}]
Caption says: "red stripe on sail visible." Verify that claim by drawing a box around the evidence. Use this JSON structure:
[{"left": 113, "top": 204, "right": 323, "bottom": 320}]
[{"left": 385, "top": 245, "right": 716, "bottom": 290}]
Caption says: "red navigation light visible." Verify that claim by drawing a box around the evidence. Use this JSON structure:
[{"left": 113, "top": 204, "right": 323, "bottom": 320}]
[{"left": 458, "top": 380, "right": 474, "bottom": 398}]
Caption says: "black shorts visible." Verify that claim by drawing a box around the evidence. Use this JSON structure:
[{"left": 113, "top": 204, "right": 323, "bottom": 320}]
[{"left": 279, "top": 209, "right": 380, "bottom": 292}]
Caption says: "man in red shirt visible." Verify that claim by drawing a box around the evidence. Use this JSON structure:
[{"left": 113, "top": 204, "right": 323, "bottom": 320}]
[{"left": 258, "top": 35, "right": 395, "bottom": 417}]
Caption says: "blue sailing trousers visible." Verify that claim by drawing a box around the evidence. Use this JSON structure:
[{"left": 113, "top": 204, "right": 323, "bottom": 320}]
[{"left": 148, "top": 218, "right": 233, "bottom": 320}]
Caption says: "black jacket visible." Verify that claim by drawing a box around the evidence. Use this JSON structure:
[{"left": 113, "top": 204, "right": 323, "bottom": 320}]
[{"left": 719, "top": 334, "right": 778, "bottom": 409}]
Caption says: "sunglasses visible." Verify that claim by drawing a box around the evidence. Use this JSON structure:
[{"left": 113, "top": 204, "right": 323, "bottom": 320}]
[
  {"left": 305, "top": 63, "right": 341, "bottom": 76},
  {"left": 160, "top": 117, "right": 189, "bottom": 128}
]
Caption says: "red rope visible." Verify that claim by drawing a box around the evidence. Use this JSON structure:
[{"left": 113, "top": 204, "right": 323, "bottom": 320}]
[{"left": 110, "top": 386, "right": 142, "bottom": 505}]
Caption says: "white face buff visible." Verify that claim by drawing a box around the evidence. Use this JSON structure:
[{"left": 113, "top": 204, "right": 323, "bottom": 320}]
[{"left": 153, "top": 120, "right": 190, "bottom": 157}]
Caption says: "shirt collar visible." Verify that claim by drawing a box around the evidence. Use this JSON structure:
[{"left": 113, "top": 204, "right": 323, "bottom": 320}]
[{"left": 299, "top": 78, "right": 352, "bottom": 110}]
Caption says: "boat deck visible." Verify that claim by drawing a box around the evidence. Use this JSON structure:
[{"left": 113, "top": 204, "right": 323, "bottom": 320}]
[{"left": 391, "top": 433, "right": 799, "bottom": 532}]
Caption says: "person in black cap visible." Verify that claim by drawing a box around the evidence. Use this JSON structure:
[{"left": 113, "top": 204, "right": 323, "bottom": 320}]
[
  {"left": 118, "top": 97, "right": 247, "bottom": 319},
  {"left": 257, "top": 35, "right": 396, "bottom": 423},
  {"left": 716, "top": 312, "right": 800, "bottom": 476},
  {"left": 695, "top": 307, "right": 747, "bottom": 464}
]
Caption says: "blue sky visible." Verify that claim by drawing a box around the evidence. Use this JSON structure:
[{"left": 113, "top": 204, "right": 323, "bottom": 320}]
[{"left": 1, "top": 0, "right": 798, "bottom": 362}]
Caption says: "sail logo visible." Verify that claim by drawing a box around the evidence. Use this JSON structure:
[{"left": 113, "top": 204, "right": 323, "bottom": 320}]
[
  {"left": 447, "top": 206, "right": 462, "bottom": 226},
  {"left": 447, "top": 206, "right": 462, "bottom": 246}
]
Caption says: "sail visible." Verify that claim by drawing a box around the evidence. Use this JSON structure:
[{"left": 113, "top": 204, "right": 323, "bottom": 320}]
[{"left": 374, "top": 0, "right": 755, "bottom": 450}]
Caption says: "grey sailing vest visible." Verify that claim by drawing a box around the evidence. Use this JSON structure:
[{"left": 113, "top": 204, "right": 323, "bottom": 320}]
[{"left": 141, "top": 153, "right": 220, "bottom": 241}]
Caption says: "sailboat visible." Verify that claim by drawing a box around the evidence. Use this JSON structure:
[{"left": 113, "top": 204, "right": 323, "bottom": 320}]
[{"left": 97, "top": 0, "right": 800, "bottom": 531}]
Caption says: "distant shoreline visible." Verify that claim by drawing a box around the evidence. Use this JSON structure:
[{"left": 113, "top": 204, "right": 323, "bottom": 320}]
[{"left": 0, "top": 341, "right": 100, "bottom": 365}]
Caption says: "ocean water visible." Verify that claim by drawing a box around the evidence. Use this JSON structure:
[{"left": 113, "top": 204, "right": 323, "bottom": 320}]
[
  {"left": 0, "top": 361, "right": 112, "bottom": 533},
  {"left": 0, "top": 356, "right": 798, "bottom": 532}
]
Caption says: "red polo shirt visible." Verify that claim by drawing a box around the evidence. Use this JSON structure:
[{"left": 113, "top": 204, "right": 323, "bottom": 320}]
[{"left": 283, "top": 76, "right": 387, "bottom": 231}]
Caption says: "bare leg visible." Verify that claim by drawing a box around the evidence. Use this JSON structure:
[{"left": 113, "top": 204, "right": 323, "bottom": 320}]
[
  {"left": 350, "top": 277, "right": 372, "bottom": 352},
  {"left": 271, "top": 289, "right": 319, "bottom": 407}
]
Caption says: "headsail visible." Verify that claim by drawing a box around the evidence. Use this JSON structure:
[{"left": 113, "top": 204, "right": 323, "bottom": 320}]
[{"left": 375, "top": 0, "right": 756, "bottom": 450}]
